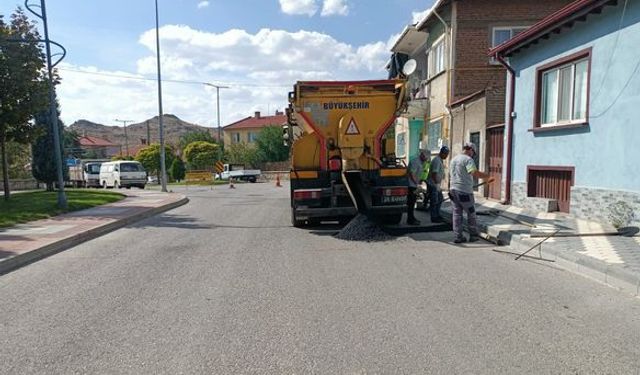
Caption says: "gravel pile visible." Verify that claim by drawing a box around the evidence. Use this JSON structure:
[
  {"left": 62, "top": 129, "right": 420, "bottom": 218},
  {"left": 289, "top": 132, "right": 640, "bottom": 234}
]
[{"left": 335, "top": 214, "right": 393, "bottom": 242}]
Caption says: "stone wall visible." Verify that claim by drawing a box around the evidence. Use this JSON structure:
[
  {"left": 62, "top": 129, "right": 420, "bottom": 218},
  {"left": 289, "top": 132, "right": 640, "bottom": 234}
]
[
  {"left": 511, "top": 181, "right": 640, "bottom": 227},
  {"left": 571, "top": 186, "right": 640, "bottom": 228},
  {"left": 511, "top": 182, "right": 527, "bottom": 208}
]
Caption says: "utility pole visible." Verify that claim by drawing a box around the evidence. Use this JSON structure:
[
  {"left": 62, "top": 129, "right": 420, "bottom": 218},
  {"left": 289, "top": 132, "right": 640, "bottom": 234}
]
[
  {"left": 115, "top": 119, "right": 133, "bottom": 156},
  {"left": 146, "top": 120, "right": 151, "bottom": 145},
  {"left": 203, "top": 83, "right": 229, "bottom": 144},
  {"left": 25, "top": 0, "right": 67, "bottom": 208},
  {"left": 155, "top": 0, "right": 167, "bottom": 192}
]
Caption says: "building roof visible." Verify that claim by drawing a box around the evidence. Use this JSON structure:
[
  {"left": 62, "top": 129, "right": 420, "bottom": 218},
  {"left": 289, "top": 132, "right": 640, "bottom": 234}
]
[
  {"left": 489, "top": 0, "right": 617, "bottom": 58},
  {"left": 223, "top": 111, "right": 287, "bottom": 131},
  {"left": 78, "top": 135, "right": 117, "bottom": 147}
]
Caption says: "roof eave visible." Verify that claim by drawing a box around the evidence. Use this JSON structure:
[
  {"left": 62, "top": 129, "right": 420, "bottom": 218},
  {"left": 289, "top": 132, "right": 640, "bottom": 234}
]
[{"left": 490, "top": 0, "right": 617, "bottom": 58}]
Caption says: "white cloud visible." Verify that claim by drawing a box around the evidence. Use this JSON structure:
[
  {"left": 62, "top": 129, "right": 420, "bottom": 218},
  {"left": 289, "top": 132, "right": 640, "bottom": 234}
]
[
  {"left": 279, "top": 0, "right": 318, "bottom": 16},
  {"left": 197, "top": 1, "right": 210, "bottom": 9},
  {"left": 56, "top": 25, "right": 392, "bottom": 128},
  {"left": 321, "top": 0, "right": 349, "bottom": 16},
  {"left": 412, "top": 8, "right": 431, "bottom": 25}
]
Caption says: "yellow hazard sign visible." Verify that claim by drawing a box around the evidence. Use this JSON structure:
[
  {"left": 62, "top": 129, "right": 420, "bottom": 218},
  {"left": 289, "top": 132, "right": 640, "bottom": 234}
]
[{"left": 214, "top": 161, "right": 225, "bottom": 174}]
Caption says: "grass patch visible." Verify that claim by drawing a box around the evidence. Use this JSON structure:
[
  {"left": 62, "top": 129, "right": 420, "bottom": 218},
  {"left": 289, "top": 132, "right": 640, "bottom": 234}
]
[{"left": 0, "top": 190, "right": 125, "bottom": 228}]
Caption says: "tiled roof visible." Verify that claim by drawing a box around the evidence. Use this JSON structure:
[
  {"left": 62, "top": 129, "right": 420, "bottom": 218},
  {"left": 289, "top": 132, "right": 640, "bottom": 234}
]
[
  {"left": 79, "top": 135, "right": 117, "bottom": 147},
  {"left": 223, "top": 113, "right": 287, "bottom": 130},
  {"left": 490, "top": 0, "right": 616, "bottom": 57}
]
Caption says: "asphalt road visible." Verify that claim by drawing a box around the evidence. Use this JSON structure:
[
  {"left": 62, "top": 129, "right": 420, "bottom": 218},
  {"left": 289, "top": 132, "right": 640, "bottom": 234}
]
[{"left": 1, "top": 183, "right": 640, "bottom": 374}]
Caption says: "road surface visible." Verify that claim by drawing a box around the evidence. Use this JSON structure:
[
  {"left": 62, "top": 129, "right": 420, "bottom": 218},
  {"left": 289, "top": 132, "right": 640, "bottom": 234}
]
[{"left": 1, "top": 183, "right": 639, "bottom": 374}]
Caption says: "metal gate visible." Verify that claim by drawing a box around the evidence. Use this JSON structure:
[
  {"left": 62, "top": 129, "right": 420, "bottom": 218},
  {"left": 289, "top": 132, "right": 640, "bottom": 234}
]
[
  {"left": 527, "top": 167, "right": 574, "bottom": 213},
  {"left": 486, "top": 127, "right": 504, "bottom": 200}
]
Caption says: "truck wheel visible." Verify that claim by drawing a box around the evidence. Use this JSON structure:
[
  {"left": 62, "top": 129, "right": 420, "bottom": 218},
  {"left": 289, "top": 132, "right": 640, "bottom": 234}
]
[
  {"left": 249, "top": 176, "right": 256, "bottom": 183},
  {"left": 291, "top": 207, "right": 306, "bottom": 228},
  {"left": 378, "top": 214, "right": 403, "bottom": 225}
]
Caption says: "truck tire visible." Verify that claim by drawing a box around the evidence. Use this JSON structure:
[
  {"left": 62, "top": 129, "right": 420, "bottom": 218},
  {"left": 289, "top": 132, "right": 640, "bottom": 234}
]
[
  {"left": 249, "top": 176, "right": 257, "bottom": 183},
  {"left": 378, "top": 214, "right": 403, "bottom": 225},
  {"left": 291, "top": 207, "right": 306, "bottom": 228}
]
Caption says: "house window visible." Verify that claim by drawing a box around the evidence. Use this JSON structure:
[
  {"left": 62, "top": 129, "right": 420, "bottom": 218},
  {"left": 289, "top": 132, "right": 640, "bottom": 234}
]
[
  {"left": 536, "top": 49, "right": 591, "bottom": 128},
  {"left": 428, "top": 36, "right": 446, "bottom": 78},
  {"left": 492, "top": 27, "right": 528, "bottom": 48},
  {"left": 248, "top": 132, "right": 258, "bottom": 143},
  {"left": 233, "top": 133, "right": 241, "bottom": 143},
  {"left": 491, "top": 27, "right": 528, "bottom": 64},
  {"left": 427, "top": 120, "right": 442, "bottom": 151}
]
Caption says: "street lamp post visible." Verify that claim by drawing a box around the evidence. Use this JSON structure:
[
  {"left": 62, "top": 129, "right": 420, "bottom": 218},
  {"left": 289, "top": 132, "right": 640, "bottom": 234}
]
[
  {"left": 154, "top": 0, "right": 167, "bottom": 192},
  {"left": 203, "top": 83, "right": 229, "bottom": 144},
  {"left": 24, "top": 0, "right": 67, "bottom": 208}
]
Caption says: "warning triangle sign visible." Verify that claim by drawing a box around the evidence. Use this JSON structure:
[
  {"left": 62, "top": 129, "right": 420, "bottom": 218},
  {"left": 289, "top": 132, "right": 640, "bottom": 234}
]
[{"left": 345, "top": 118, "right": 360, "bottom": 135}]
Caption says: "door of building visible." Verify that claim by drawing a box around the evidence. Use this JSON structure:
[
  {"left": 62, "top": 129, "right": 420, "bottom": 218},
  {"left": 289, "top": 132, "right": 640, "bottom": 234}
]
[
  {"left": 408, "top": 119, "right": 424, "bottom": 160},
  {"left": 487, "top": 126, "right": 504, "bottom": 200}
]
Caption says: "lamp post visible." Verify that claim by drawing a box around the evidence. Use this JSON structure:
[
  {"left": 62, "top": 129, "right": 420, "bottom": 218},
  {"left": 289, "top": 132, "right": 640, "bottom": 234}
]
[
  {"left": 203, "top": 83, "right": 229, "bottom": 144},
  {"left": 24, "top": 0, "right": 67, "bottom": 208},
  {"left": 154, "top": 0, "right": 167, "bottom": 192}
]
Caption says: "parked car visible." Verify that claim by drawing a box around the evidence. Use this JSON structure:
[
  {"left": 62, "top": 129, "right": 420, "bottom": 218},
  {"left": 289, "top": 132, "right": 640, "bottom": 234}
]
[{"left": 99, "top": 161, "right": 147, "bottom": 189}]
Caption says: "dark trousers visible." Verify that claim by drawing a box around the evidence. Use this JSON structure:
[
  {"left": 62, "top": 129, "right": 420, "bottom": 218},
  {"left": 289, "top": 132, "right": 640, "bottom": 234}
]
[
  {"left": 428, "top": 182, "right": 443, "bottom": 220},
  {"left": 450, "top": 189, "right": 478, "bottom": 239},
  {"left": 407, "top": 187, "right": 417, "bottom": 221}
]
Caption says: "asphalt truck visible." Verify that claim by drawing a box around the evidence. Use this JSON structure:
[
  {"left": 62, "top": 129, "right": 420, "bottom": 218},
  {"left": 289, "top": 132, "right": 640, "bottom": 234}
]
[{"left": 285, "top": 79, "right": 409, "bottom": 227}]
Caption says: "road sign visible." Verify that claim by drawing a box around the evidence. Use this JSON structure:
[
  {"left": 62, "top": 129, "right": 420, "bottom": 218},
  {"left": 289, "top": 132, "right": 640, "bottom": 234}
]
[
  {"left": 66, "top": 158, "right": 79, "bottom": 167},
  {"left": 214, "top": 161, "right": 225, "bottom": 174},
  {"left": 185, "top": 171, "right": 212, "bottom": 187}
]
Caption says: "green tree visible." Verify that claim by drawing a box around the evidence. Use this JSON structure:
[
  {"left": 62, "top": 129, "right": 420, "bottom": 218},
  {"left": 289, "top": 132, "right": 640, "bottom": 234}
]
[
  {"left": 255, "top": 126, "right": 290, "bottom": 162},
  {"left": 135, "top": 143, "right": 174, "bottom": 178},
  {"left": 224, "top": 142, "right": 260, "bottom": 168},
  {"left": 179, "top": 130, "right": 215, "bottom": 150},
  {"left": 31, "top": 105, "right": 69, "bottom": 191},
  {"left": 6, "top": 141, "right": 31, "bottom": 179},
  {"left": 170, "top": 157, "right": 186, "bottom": 182},
  {"left": 0, "top": 9, "right": 49, "bottom": 199},
  {"left": 183, "top": 141, "right": 219, "bottom": 170}
]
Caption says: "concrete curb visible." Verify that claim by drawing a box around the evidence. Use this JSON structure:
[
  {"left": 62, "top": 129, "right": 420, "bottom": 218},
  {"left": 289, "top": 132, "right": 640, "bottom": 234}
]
[
  {"left": 0, "top": 195, "right": 189, "bottom": 276},
  {"left": 441, "top": 209, "right": 640, "bottom": 297}
]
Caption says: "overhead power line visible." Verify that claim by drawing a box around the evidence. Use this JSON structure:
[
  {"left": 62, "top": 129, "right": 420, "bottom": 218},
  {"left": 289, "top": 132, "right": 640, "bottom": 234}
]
[{"left": 57, "top": 68, "right": 291, "bottom": 89}]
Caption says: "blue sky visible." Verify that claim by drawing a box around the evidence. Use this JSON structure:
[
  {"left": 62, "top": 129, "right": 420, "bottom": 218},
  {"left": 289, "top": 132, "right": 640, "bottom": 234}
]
[{"left": 1, "top": 0, "right": 432, "bottom": 127}]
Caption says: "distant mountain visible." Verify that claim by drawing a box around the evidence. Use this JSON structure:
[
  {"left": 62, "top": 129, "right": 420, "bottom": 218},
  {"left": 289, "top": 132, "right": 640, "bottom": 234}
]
[{"left": 68, "top": 115, "right": 219, "bottom": 152}]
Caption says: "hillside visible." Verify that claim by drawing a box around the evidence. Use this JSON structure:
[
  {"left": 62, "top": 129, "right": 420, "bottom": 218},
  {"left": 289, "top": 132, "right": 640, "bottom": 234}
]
[{"left": 68, "top": 115, "right": 219, "bottom": 151}]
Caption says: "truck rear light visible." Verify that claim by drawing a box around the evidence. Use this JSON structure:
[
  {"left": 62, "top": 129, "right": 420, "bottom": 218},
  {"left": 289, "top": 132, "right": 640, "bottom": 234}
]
[
  {"left": 380, "top": 187, "right": 407, "bottom": 196},
  {"left": 328, "top": 158, "right": 342, "bottom": 172},
  {"left": 293, "top": 189, "right": 322, "bottom": 200}
]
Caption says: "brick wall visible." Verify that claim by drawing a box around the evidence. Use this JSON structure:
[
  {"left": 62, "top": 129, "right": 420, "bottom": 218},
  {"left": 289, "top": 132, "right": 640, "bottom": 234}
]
[{"left": 452, "top": 0, "right": 574, "bottom": 117}]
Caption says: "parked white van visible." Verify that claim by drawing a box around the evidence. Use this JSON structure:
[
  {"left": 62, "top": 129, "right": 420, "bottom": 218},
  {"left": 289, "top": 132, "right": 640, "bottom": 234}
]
[{"left": 99, "top": 161, "right": 147, "bottom": 189}]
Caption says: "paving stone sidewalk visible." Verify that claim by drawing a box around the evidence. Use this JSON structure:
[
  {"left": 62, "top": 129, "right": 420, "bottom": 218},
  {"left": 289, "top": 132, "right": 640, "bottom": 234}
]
[
  {"left": 0, "top": 189, "right": 188, "bottom": 274},
  {"left": 440, "top": 195, "right": 640, "bottom": 297}
]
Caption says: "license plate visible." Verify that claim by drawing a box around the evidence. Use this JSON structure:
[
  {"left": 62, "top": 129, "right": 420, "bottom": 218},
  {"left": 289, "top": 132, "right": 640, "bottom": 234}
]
[{"left": 382, "top": 196, "right": 406, "bottom": 204}]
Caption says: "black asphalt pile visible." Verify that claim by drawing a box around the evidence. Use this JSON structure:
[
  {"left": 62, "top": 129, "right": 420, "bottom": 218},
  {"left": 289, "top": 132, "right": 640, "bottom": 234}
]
[{"left": 335, "top": 214, "right": 393, "bottom": 242}]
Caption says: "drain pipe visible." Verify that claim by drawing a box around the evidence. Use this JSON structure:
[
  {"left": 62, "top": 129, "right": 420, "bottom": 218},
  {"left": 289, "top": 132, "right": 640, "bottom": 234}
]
[{"left": 495, "top": 54, "right": 515, "bottom": 205}]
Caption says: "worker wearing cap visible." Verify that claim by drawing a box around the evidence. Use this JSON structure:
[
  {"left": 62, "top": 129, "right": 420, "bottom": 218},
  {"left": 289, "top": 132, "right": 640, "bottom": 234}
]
[
  {"left": 429, "top": 146, "right": 450, "bottom": 223},
  {"left": 448, "top": 142, "right": 494, "bottom": 243},
  {"left": 407, "top": 148, "right": 429, "bottom": 225}
]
